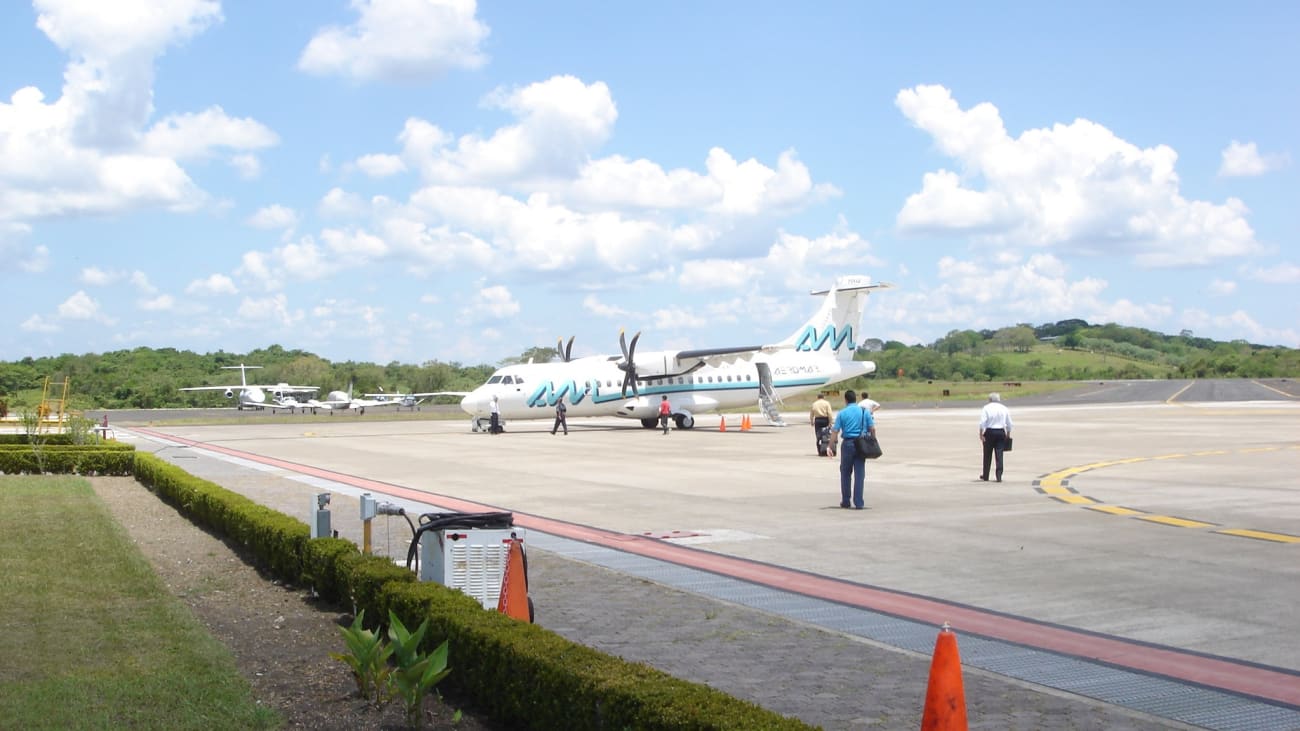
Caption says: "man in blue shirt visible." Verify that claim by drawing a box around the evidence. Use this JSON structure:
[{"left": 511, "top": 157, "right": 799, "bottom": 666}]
[{"left": 830, "top": 390, "right": 875, "bottom": 509}]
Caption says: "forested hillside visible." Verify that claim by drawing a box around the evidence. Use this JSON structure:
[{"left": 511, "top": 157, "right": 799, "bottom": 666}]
[{"left": 1, "top": 321, "right": 1296, "bottom": 411}]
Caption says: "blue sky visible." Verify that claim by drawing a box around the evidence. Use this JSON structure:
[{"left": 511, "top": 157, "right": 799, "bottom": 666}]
[{"left": 2, "top": 1, "right": 1296, "bottom": 366}]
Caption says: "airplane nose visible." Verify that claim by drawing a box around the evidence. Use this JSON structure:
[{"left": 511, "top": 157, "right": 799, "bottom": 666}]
[{"left": 460, "top": 392, "right": 485, "bottom": 415}]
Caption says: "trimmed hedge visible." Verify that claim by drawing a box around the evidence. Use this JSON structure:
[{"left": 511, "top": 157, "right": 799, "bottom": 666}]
[
  {"left": 0, "top": 446, "right": 136, "bottom": 475},
  {"left": 24, "top": 450, "right": 816, "bottom": 731}
]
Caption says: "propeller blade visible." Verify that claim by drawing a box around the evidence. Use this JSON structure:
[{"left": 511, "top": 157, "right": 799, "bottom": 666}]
[{"left": 564, "top": 335, "right": 574, "bottom": 362}]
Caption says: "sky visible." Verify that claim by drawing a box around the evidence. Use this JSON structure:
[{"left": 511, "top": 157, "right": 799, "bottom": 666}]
[{"left": 2, "top": 1, "right": 1297, "bottom": 367}]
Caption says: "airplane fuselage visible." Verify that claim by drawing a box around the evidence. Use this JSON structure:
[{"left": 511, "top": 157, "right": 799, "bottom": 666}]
[{"left": 460, "top": 349, "right": 872, "bottom": 425}]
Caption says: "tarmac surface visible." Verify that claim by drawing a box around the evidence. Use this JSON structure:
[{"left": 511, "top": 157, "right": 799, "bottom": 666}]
[{"left": 104, "top": 379, "right": 1299, "bottom": 730}]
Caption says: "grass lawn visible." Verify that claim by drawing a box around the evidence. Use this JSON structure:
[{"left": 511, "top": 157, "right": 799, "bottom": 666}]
[{"left": 0, "top": 476, "right": 279, "bottom": 730}]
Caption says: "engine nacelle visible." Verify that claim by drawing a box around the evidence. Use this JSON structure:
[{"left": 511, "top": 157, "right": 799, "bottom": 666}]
[{"left": 223, "top": 388, "right": 234, "bottom": 399}]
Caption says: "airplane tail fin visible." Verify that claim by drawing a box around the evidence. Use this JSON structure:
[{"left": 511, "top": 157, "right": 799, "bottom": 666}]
[
  {"left": 778, "top": 276, "right": 889, "bottom": 362},
  {"left": 221, "top": 363, "right": 261, "bottom": 388}
]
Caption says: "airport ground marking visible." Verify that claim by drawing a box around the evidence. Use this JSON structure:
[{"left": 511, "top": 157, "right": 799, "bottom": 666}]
[
  {"left": 1251, "top": 379, "right": 1298, "bottom": 398},
  {"left": 1165, "top": 380, "right": 1195, "bottom": 404},
  {"left": 1033, "top": 445, "right": 1300, "bottom": 544}
]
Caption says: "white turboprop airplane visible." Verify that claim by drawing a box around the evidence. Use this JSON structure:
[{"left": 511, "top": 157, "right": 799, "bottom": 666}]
[
  {"left": 179, "top": 364, "right": 320, "bottom": 411},
  {"left": 454, "top": 275, "right": 889, "bottom": 432},
  {"left": 299, "top": 383, "right": 418, "bottom": 415}
]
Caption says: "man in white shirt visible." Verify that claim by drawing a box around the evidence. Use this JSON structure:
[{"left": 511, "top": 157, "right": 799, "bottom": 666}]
[{"left": 978, "top": 392, "right": 1012, "bottom": 482}]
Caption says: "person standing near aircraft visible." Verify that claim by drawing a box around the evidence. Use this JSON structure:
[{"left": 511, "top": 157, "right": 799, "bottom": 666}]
[
  {"left": 978, "top": 392, "right": 1013, "bottom": 481},
  {"left": 860, "top": 390, "right": 881, "bottom": 415},
  {"left": 810, "top": 392, "right": 832, "bottom": 455},
  {"left": 551, "top": 398, "right": 568, "bottom": 435},
  {"left": 658, "top": 395, "right": 672, "bottom": 435},
  {"left": 830, "top": 390, "right": 874, "bottom": 509},
  {"left": 490, "top": 395, "right": 502, "bottom": 434}
]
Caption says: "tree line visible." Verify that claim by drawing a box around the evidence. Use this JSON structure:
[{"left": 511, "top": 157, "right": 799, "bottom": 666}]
[{"left": 1, "top": 320, "right": 1296, "bottom": 411}]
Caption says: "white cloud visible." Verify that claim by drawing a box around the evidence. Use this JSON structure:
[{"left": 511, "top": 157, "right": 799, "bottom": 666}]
[
  {"left": 651, "top": 305, "right": 708, "bottom": 330},
  {"left": 230, "top": 153, "right": 262, "bottom": 179},
  {"left": 298, "top": 0, "right": 489, "bottom": 82},
  {"left": 1, "top": 1, "right": 277, "bottom": 222},
  {"left": 1207, "top": 278, "right": 1236, "bottom": 296},
  {"left": 678, "top": 259, "right": 762, "bottom": 290},
  {"left": 79, "top": 266, "right": 121, "bottom": 286},
  {"left": 1218, "top": 140, "right": 1289, "bottom": 177},
  {"left": 185, "top": 273, "right": 238, "bottom": 296},
  {"left": 237, "top": 293, "right": 300, "bottom": 326},
  {"left": 581, "top": 294, "right": 632, "bottom": 320},
  {"left": 247, "top": 204, "right": 298, "bottom": 230},
  {"left": 319, "top": 187, "right": 368, "bottom": 218},
  {"left": 20, "top": 314, "right": 59, "bottom": 332},
  {"left": 894, "top": 85, "right": 1261, "bottom": 267},
  {"left": 141, "top": 106, "right": 278, "bottom": 160},
  {"left": 129, "top": 270, "right": 156, "bottom": 293},
  {"left": 471, "top": 285, "right": 519, "bottom": 318},
  {"left": 56, "top": 290, "right": 114, "bottom": 323},
  {"left": 1181, "top": 308, "right": 1299, "bottom": 346},
  {"left": 354, "top": 153, "right": 406, "bottom": 177},
  {"left": 138, "top": 294, "right": 174, "bottom": 311},
  {"left": 1241, "top": 262, "right": 1300, "bottom": 284},
  {"left": 400, "top": 76, "right": 617, "bottom": 184}
]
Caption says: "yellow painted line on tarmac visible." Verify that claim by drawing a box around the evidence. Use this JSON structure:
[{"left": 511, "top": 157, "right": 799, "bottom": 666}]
[
  {"left": 1166, "top": 380, "right": 1195, "bottom": 404},
  {"left": 1052, "top": 494, "right": 1097, "bottom": 505},
  {"left": 1214, "top": 529, "right": 1300, "bottom": 544},
  {"left": 1087, "top": 505, "right": 1144, "bottom": 516},
  {"left": 1137, "top": 515, "right": 1216, "bottom": 529},
  {"left": 1038, "top": 445, "right": 1296, "bottom": 544},
  {"left": 1251, "top": 380, "right": 1297, "bottom": 398}
]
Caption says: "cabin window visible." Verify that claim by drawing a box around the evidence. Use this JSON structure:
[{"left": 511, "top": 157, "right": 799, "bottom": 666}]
[{"left": 677, "top": 377, "right": 684, "bottom": 385}]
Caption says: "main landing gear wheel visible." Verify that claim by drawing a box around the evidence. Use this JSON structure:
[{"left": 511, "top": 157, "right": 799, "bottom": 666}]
[
  {"left": 641, "top": 418, "right": 658, "bottom": 429},
  {"left": 674, "top": 414, "right": 694, "bottom": 430}
]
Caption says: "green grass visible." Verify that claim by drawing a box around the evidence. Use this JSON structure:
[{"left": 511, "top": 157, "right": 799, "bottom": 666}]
[{"left": 0, "top": 476, "right": 279, "bottom": 731}]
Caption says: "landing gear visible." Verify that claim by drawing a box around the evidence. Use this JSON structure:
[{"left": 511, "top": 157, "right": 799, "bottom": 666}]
[
  {"left": 641, "top": 418, "right": 658, "bottom": 429},
  {"left": 674, "top": 414, "right": 695, "bottom": 430}
]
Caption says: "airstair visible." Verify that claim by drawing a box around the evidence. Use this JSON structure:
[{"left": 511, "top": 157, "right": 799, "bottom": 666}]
[
  {"left": 755, "top": 364, "right": 787, "bottom": 426},
  {"left": 37, "top": 376, "right": 70, "bottom": 433}
]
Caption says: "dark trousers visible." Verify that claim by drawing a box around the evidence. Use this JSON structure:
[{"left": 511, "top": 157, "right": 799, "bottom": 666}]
[
  {"left": 490, "top": 412, "right": 501, "bottom": 434},
  {"left": 551, "top": 413, "right": 567, "bottom": 434},
  {"left": 813, "top": 416, "right": 830, "bottom": 451},
  {"left": 982, "top": 428, "right": 1007, "bottom": 480},
  {"left": 659, "top": 414, "right": 670, "bottom": 433},
  {"left": 839, "top": 438, "right": 866, "bottom": 508}
]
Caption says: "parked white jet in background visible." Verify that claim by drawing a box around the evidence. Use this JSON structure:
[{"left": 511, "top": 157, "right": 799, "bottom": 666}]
[
  {"left": 179, "top": 364, "right": 319, "bottom": 411},
  {"left": 301, "top": 383, "right": 413, "bottom": 415},
  {"left": 364, "top": 387, "right": 442, "bottom": 411},
  {"left": 456, "top": 275, "right": 889, "bottom": 431}
]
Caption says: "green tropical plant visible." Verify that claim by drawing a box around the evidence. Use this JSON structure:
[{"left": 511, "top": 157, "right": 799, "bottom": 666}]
[
  {"left": 329, "top": 610, "right": 393, "bottom": 703},
  {"left": 386, "top": 610, "right": 451, "bottom": 728}
]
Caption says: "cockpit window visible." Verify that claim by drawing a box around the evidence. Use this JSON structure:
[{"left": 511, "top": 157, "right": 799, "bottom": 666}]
[
  {"left": 514, "top": 376, "right": 524, "bottom": 384},
  {"left": 486, "top": 375, "right": 502, "bottom": 384},
  {"left": 502, "top": 376, "right": 514, "bottom": 384}
]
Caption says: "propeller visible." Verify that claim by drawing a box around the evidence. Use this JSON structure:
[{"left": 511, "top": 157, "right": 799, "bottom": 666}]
[
  {"left": 617, "top": 329, "right": 641, "bottom": 397},
  {"left": 556, "top": 335, "right": 575, "bottom": 362}
]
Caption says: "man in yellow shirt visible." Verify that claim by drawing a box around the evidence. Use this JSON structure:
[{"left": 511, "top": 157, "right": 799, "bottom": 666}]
[{"left": 810, "top": 392, "right": 833, "bottom": 455}]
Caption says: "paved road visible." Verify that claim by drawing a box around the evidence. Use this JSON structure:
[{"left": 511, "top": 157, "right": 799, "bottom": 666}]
[{"left": 111, "top": 379, "right": 1299, "bottom": 729}]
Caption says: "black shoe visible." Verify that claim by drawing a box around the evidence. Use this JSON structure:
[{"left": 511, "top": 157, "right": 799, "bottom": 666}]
[
  {"left": 852, "top": 506, "right": 866, "bottom": 510},
  {"left": 996, "top": 477, "right": 1002, "bottom": 482},
  {"left": 839, "top": 503, "right": 850, "bottom": 509},
  {"left": 979, "top": 475, "right": 988, "bottom": 481}
]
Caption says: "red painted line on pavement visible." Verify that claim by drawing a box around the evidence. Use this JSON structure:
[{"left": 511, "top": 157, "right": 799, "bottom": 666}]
[{"left": 134, "top": 427, "right": 1300, "bottom": 709}]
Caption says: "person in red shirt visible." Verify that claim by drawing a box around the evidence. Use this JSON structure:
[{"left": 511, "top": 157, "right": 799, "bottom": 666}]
[{"left": 658, "top": 395, "right": 672, "bottom": 435}]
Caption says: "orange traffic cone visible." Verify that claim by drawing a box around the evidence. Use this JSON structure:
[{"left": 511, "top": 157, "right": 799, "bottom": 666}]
[
  {"left": 496, "top": 537, "right": 532, "bottom": 622},
  {"left": 920, "top": 623, "right": 967, "bottom": 730},
  {"left": 719, "top": 415, "right": 727, "bottom": 432},
  {"left": 741, "top": 414, "right": 752, "bottom": 431}
]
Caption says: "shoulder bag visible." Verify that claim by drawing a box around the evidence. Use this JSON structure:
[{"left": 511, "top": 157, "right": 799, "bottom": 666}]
[{"left": 854, "top": 433, "right": 883, "bottom": 459}]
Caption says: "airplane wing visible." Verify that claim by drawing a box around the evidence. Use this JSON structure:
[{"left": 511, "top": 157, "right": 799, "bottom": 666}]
[
  {"left": 179, "top": 385, "right": 239, "bottom": 391},
  {"left": 252, "top": 384, "right": 320, "bottom": 393},
  {"left": 671, "top": 344, "right": 789, "bottom": 369}
]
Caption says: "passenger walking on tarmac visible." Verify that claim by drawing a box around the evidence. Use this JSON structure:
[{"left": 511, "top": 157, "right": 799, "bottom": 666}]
[
  {"left": 551, "top": 398, "right": 568, "bottom": 435},
  {"left": 658, "top": 395, "right": 672, "bottom": 435},
  {"left": 830, "top": 390, "right": 874, "bottom": 509},
  {"left": 978, "top": 392, "right": 1013, "bottom": 481},
  {"left": 810, "top": 392, "right": 832, "bottom": 455},
  {"left": 489, "top": 395, "right": 502, "bottom": 434}
]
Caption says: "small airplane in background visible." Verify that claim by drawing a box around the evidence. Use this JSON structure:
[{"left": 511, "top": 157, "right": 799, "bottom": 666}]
[
  {"left": 179, "top": 364, "right": 319, "bottom": 411},
  {"left": 299, "top": 383, "right": 412, "bottom": 415},
  {"left": 364, "top": 387, "right": 443, "bottom": 411},
  {"left": 453, "top": 275, "right": 890, "bottom": 432}
]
